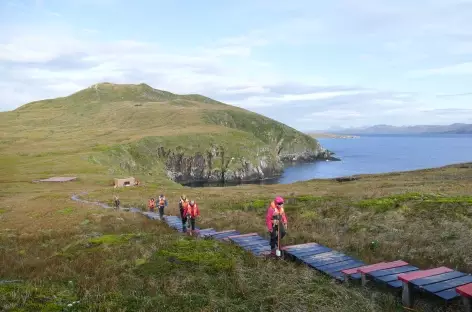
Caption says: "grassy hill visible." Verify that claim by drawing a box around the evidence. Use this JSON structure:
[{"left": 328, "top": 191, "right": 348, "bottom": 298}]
[
  {"left": 1, "top": 82, "right": 471, "bottom": 311},
  {"left": 0, "top": 82, "right": 332, "bottom": 185}
]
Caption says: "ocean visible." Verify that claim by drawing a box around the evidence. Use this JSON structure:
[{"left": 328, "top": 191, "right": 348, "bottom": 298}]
[
  {"left": 183, "top": 134, "right": 472, "bottom": 187},
  {"left": 278, "top": 134, "right": 472, "bottom": 184}
]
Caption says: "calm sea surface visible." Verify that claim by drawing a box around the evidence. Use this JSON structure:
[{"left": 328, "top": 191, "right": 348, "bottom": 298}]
[
  {"left": 278, "top": 134, "right": 472, "bottom": 184},
  {"left": 183, "top": 134, "right": 472, "bottom": 186}
]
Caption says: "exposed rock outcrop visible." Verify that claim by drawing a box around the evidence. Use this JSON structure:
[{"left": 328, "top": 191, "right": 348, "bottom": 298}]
[
  {"left": 105, "top": 135, "right": 339, "bottom": 185},
  {"left": 160, "top": 144, "right": 337, "bottom": 184}
]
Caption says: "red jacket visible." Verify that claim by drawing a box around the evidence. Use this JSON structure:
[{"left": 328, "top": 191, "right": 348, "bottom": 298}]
[
  {"left": 184, "top": 203, "right": 200, "bottom": 218},
  {"left": 266, "top": 201, "right": 287, "bottom": 231}
]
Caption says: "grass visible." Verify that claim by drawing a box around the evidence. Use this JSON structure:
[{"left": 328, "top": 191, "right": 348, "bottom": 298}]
[{"left": 0, "top": 82, "right": 471, "bottom": 311}]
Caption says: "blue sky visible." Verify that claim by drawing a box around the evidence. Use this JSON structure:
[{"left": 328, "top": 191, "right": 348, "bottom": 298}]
[{"left": 1, "top": 0, "right": 472, "bottom": 130}]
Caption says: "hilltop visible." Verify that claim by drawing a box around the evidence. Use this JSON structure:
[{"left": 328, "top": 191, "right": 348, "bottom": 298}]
[{"left": 0, "top": 82, "right": 334, "bottom": 185}]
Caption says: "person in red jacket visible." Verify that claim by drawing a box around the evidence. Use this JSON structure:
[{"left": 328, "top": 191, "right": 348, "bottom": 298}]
[
  {"left": 148, "top": 198, "right": 156, "bottom": 212},
  {"left": 184, "top": 200, "right": 200, "bottom": 235},
  {"left": 266, "top": 196, "right": 288, "bottom": 255}
]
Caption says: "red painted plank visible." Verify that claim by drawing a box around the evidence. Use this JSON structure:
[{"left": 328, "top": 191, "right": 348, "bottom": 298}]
[
  {"left": 227, "top": 233, "right": 258, "bottom": 239},
  {"left": 341, "top": 262, "right": 387, "bottom": 275},
  {"left": 397, "top": 266, "right": 453, "bottom": 283},
  {"left": 456, "top": 283, "right": 472, "bottom": 298},
  {"left": 358, "top": 260, "right": 409, "bottom": 274},
  {"left": 281, "top": 242, "right": 319, "bottom": 250}
]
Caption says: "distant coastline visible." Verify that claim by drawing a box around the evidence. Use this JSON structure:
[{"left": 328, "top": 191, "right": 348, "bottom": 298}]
[{"left": 309, "top": 132, "right": 360, "bottom": 139}]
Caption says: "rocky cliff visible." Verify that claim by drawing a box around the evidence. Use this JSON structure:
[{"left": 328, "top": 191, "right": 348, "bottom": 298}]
[{"left": 104, "top": 130, "right": 337, "bottom": 185}]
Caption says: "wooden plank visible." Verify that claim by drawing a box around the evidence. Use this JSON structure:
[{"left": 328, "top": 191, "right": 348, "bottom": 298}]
[
  {"left": 387, "top": 280, "right": 403, "bottom": 288},
  {"left": 307, "top": 255, "right": 353, "bottom": 268},
  {"left": 342, "top": 262, "right": 387, "bottom": 276},
  {"left": 457, "top": 283, "right": 472, "bottom": 298},
  {"left": 164, "top": 216, "right": 180, "bottom": 221},
  {"left": 246, "top": 245, "right": 272, "bottom": 255},
  {"left": 197, "top": 228, "right": 215, "bottom": 233},
  {"left": 358, "top": 260, "right": 409, "bottom": 274},
  {"left": 209, "top": 230, "right": 240, "bottom": 238},
  {"left": 207, "top": 230, "right": 238, "bottom": 236},
  {"left": 247, "top": 244, "right": 271, "bottom": 251},
  {"left": 434, "top": 288, "right": 464, "bottom": 301},
  {"left": 281, "top": 242, "right": 320, "bottom": 250},
  {"left": 197, "top": 230, "right": 217, "bottom": 237},
  {"left": 376, "top": 269, "right": 420, "bottom": 283},
  {"left": 240, "top": 239, "right": 269, "bottom": 246},
  {"left": 227, "top": 233, "right": 259, "bottom": 239},
  {"left": 288, "top": 247, "right": 332, "bottom": 258},
  {"left": 229, "top": 235, "right": 262, "bottom": 241},
  {"left": 302, "top": 251, "right": 343, "bottom": 261},
  {"left": 229, "top": 237, "right": 267, "bottom": 244},
  {"left": 423, "top": 275, "right": 472, "bottom": 294},
  {"left": 318, "top": 260, "right": 365, "bottom": 274},
  {"left": 286, "top": 245, "right": 327, "bottom": 253},
  {"left": 410, "top": 271, "right": 466, "bottom": 287},
  {"left": 232, "top": 237, "right": 268, "bottom": 244},
  {"left": 325, "top": 263, "right": 366, "bottom": 280},
  {"left": 342, "top": 263, "right": 387, "bottom": 283},
  {"left": 247, "top": 245, "right": 271, "bottom": 253},
  {"left": 359, "top": 261, "right": 409, "bottom": 287},
  {"left": 235, "top": 240, "right": 269, "bottom": 248},
  {"left": 317, "top": 258, "right": 362, "bottom": 272},
  {"left": 398, "top": 266, "right": 453, "bottom": 283},
  {"left": 285, "top": 246, "right": 332, "bottom": 260},
  {"left": 400, "top": 267, "right": 461, "bottom": 308},
  {"left": 369, "top": 265, "right": 419, "bottom": 278}
]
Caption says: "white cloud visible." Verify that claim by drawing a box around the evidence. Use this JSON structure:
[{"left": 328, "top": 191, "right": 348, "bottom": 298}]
[
  {"left": 274, "top": 91, "right": 374, "bottom": 102},
  {"left": 0, "top": 25, "right": 285, "bottom": 110},
  {"left": 2, "top": 0, "right": 472, "bottom": 129}
]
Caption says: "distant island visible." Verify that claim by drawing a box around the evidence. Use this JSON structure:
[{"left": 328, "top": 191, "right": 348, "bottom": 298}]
[
  {"left": 309, "top": 132, "right": 360, "bottom": 139},
  {"left": 325, "top": 123, "right": 472, "bottom": 135}
]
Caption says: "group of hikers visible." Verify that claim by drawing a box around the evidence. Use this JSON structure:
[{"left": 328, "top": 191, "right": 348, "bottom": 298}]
[
  {"left": 117, "top": 193, "right": 287, "bottom": 256},
  {"left": 147, "top": 194, "right": 201, "bottom": 235}
]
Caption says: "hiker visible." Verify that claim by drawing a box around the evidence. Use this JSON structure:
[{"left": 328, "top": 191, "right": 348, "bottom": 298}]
[
  {"left": 157, "top": 194, "right": 168, "bottom": 219},
  {"left": 148, "top": 197, "right": 156, "bottom": 212},
  {"left": 183, "top": 200, "right": 200, "bottom": 236},
  {"left": 266, "top": 196, "right": 288, "bottom": 255},
  {"left": 114, "top": 195, "right": 120, "bottom": 210},
  {"left": 179, "top": 195, "right": 188, "bottom": 218},
  {"left": 179, "top": 195, "right": 189, "bottom": 231}
]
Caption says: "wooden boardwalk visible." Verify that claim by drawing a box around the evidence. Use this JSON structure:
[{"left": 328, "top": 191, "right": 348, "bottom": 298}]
[{"left": 73, "top": 194, "right": 472, "bottom": 311}]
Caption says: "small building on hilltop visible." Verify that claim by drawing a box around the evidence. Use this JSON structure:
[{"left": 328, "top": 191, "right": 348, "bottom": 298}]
[{"left": 113, "top": 177, "right": 139, "bottom": 188}]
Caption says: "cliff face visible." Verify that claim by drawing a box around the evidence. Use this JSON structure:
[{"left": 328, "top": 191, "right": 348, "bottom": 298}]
[
  {"left": 164, "top": 147, "right": 336, "bottom": 184},
  {"left": 163, "top": 146, "right": 284, "bottom": 184},
  {"left": 104, "top": 133, "right": 337, "bottom": 185}
]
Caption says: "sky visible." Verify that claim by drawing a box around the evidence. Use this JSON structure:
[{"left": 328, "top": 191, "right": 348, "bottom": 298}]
[{"left": 1, "top": 0, "right": 472, "bottom": 131}]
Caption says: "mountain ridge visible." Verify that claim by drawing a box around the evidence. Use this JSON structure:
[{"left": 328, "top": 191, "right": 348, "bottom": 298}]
[{"left": 325, "top": 123, "right": 472, "bottom": 135}]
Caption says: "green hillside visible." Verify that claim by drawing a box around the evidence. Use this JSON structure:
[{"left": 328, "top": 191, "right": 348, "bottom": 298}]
[{"left": 0, "top": 82, "right": 332, "bottom": 185}]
